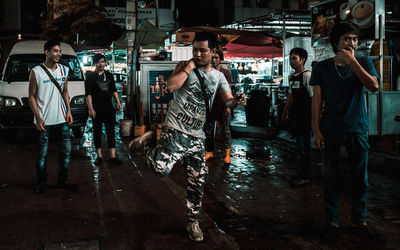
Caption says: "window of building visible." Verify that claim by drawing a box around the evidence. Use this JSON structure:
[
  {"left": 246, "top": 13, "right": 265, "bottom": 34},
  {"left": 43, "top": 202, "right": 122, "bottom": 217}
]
[
  {"left": 282, "top": 0, "right": 290, "bottom": 9},
  {"left": 100, "top": 0, "right": 126, "bottom": 7},
  {"left": 158, "top": 0, "right": 171, "bottom": 8},
  {"left": 298, "top": 0, "right": 308, "bottom": 9},
  {"left": 243, "top": 0, "right": 251, "bottom": 8},
  {"left": 257, "top": 0, "right": 269, "bottom": 8}
]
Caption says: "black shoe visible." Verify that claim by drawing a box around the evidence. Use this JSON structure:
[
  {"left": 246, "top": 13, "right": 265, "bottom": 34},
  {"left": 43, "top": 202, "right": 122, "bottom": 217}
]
[
  {"left": 34, "top": 183, "right": 46, "bottom": 194},
  {"left": 320, "top": 222, "right": 340, "bottom": 240},
  {"left": 109, "top": 157, "right": 122, "bottom": 165},
  {"left": 57, "top": 182, "right": 78, "bottom": 190},
  {"left": 349, "top": 222, "right": 384, "bottom": 242},
  {"left": 94, "top": 157, "right": 103, "bottom": 165}
]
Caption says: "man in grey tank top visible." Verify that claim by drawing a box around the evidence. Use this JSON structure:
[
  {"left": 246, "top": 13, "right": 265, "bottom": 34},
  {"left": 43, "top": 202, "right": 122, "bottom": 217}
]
[{"left": 130, "top": 32, "right": 246, "bottom": 242}]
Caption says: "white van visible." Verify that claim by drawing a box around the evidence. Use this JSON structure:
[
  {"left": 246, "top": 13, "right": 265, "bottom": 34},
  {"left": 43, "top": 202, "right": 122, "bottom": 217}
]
[{"left": 0, "top": 40, "right": 88, "bottom": 138}]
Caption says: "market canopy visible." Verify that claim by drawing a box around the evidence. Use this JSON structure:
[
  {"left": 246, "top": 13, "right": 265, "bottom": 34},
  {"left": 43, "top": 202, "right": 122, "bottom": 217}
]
[
  {"left": 113, "top": 19, "right": 168, "bottom": 49},
  {"left": 225, "top": 33, "right": 282, "bottom": 59},
  {"left": 177, "top": 26, "right": 282, "bottom": 59}
]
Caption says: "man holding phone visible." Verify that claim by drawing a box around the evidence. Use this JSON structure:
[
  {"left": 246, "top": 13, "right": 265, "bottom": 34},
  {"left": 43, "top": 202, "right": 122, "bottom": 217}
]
[{"left": 130, "top": 31, "right": 246, "bottom": 242}]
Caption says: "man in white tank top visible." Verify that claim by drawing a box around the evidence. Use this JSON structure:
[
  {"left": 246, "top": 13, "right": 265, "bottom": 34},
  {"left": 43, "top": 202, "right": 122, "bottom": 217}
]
[{"left": 28, "top": 40, "right": 77, "bottom": 194}]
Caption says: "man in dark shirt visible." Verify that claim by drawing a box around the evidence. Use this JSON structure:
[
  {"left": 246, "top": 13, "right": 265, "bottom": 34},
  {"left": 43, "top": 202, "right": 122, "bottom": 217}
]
[
  {"left": 281, "top": 48, "right": 312, "bottom": 186},
  {"left": 310, "top": 22, "right": 379, "bottom": 235},
  {"left": 205, "top": 48, "right": 234, "bottom": 164},
  {"left": 85, "top": 54, "right": 122, "bottom": 165}
]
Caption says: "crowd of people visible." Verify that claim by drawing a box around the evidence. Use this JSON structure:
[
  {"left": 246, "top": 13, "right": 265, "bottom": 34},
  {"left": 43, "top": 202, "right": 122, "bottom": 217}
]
[{"left": 28, "top": 21, "right": 380, "bottom": 242}]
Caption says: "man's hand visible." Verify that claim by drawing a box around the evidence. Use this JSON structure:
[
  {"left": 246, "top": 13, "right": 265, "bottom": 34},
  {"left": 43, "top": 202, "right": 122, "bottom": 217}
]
[
  {"left": 334, "top": 46, "right": 355, "bottom": 65},
  {"left": 185, "top": 59, "right": 196, "bottom": 71},
  {"left": 89, "top": 108, "right": 96, "bottom": 119},
  {"left": 116, "top": 103, "right": 122, "bottom": 111},
  {"left": 36, "top": 117, "right": 46, "bottom": 131},
  {"left": 313, "top": 130, "right": 325, "bottom": 149},
  {"left": 66, "top": 111, "right": 73, "bottom": 125},
  {"left": 281, "top": 111, "right": 289, "bottom": 122},
  {"left": 234, "top": 93, "right": 246, "bottom": 106}
]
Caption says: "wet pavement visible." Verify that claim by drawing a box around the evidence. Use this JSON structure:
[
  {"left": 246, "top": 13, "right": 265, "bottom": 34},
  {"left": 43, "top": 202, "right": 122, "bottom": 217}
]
[{"left": 0, "top": 106, "right": 400, "bottom": 249}]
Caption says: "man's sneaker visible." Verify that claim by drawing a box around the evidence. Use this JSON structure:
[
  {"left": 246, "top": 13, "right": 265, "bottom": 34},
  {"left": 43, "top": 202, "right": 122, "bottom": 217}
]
[
  {"left": 186, "top": 221, "right": 203, "bottom": 242},
  {"left": 290, "top": 178, "right": 312, "bottom": 187},
  {"left": 349, "top": 222, "right": 383, "bottom": 242},
  {"left": 109, "top": 157, "right": 122, "bottom": 165},
  {"left": 321, "top": 222, "right": 340, "bottom": 240},
  {"left": 129, "top": 131, "right": 155, "bottom": 154},
  {"left": 205, "top": 151, "right": 214, "bottom": 161}
]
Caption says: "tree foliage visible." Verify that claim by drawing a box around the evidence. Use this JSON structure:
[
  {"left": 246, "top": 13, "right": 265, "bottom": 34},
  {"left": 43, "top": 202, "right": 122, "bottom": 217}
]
[{"left": 41, "top": 0, "right": 124, "bottom": 46}]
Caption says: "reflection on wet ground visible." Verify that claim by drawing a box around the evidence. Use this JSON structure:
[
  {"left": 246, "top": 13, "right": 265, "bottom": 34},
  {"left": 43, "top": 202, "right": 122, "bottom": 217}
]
[{"left": 203, "top": 134, "right": 400, "bottom": 249}]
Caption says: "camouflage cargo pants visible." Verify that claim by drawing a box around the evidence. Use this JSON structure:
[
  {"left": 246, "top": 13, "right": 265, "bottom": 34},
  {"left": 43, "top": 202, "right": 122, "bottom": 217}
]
[{"left": 145, "top": 127, "right": 208, "bottom": 222}]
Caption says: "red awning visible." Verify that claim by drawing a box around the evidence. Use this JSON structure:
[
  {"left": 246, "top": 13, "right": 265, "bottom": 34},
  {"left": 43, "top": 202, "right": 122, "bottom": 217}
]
[
  {"left": 224, "top": 33, "right": 283, "bottom": 59},
  {"left": 177, "top": 26, "right": 283, "bottom": 59},
  {"left": 224, "top": 43, "right": 282, "bottom": 59}
]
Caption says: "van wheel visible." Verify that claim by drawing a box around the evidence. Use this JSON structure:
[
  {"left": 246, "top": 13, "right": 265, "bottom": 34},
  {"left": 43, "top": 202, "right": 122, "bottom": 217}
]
[{"left": 72, "top": 126, "right": 84, "bottom": 139}]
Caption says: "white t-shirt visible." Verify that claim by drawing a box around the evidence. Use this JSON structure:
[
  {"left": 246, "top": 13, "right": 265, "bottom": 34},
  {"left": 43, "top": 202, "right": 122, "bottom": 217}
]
[
  {"left": 32, "top": 63, "right": 69, "bottom": 126},
  {"left": 163, "top": 68, "right": 231, "bottom": 139}
]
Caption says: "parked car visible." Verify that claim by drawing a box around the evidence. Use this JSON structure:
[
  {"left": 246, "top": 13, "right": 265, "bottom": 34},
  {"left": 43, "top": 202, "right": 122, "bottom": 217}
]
[{"left": 0, "top": 40, "right": 88, "bottom": 139}]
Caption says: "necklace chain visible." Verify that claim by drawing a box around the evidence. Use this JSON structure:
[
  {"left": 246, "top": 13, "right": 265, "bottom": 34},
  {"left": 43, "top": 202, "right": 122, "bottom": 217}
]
[{"left": 334, "top": 62, "right": 352, "bottom": 79}]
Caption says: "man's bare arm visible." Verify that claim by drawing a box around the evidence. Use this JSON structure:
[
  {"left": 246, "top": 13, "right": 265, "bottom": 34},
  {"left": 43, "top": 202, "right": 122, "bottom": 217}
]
[
  {"left": 28, "top": 70, "right": 45, "bottom": 131},
  {"left": 312, "top": 85, "right": 324, "bottom": 149},
  {"left": 221, "top": 91, "right": 246, "bottom": 109},
  {"left": 167, "top": 60, "right": 196, "bottom": 92}
]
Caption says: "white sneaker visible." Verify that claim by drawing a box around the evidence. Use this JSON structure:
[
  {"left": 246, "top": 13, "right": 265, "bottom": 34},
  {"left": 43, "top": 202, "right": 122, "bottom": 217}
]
[{"left": 186, "top": 221, "right": 203, "bottom": 242}]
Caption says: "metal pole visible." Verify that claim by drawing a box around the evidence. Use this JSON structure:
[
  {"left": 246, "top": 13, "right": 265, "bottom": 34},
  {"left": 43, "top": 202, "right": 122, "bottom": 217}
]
[
  {"left": 126, "top": 0, "right": 137, "bottom": 121},
  {"left": 155, "top": 0, "right": 159, "bottom": 28},
  {"left": 378, "top": 14, "right": 384, "bottom": 135}
]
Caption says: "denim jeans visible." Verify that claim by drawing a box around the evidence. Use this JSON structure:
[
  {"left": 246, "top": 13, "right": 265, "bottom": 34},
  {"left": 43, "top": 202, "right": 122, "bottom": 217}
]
[
  {"left": 295, "top": 132, "right": 312, "bottom": 179},
  {"left": 36, "top": 123, "right": 71, "bottom": 185},
  {"left": 321, "top": 132, "right": 369, "bottom": 225}
]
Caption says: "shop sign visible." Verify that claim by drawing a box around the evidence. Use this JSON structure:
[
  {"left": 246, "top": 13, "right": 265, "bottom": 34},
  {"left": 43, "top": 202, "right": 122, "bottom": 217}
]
[
  {"left": 311, "top": 0, "right": 376, "bottom": 47},
  {"left": 176, "top": 32, "right": 196, "bottom": 43},
  {"left": 105, "top": 7, "right": 156, "bottom": 27},
  {"left": 148, "top": 70, "right": 174, "bottom": 124}
]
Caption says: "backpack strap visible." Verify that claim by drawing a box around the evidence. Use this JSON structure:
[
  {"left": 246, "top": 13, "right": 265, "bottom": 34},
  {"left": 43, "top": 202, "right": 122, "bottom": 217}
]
[
  {"left": 39, "top": 64, "right": 63, "bottom": 95},
  {"left": 193, "top": 68, "right": 210, "bottom": 121}
]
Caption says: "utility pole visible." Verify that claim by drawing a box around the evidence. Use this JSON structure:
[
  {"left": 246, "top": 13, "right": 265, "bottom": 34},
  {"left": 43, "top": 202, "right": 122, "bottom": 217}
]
[
  {"left": 155, "top": 0, "right": 159, "bottom": 28},
  {"left": 126, "top": 0, "right": 137, "bottom": 121}
]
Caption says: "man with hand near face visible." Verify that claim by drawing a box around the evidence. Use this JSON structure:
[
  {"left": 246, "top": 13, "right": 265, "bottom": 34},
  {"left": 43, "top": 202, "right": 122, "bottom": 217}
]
[
  {"left": 28, "top": 40, "right": 76, "bottom": 194},
  {"left": 310, "top": 22, "right": 379, "bottom": 236},
  {"left": 130, "top": 31, "right": 246, "bottom": 242}
]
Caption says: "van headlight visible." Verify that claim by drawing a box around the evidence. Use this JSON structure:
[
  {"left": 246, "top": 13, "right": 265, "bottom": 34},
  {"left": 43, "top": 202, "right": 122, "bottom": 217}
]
[
  {"left": 71, "top": 95, "right": 86, "bottom": 106},
  {"left": 0, "top": 96, "right": 19, "bottom": 107}
]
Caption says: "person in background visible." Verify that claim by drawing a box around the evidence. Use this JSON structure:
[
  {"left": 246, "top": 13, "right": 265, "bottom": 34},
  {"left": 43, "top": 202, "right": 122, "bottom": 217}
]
[
  {"left": 230, "top": 63, "right": 240, "bottom": 84},
  {"left": 281, "top": 47, "right": 313, "bottom": 186},
  {"left": 28, "top": 40, "right": 77, "bottom": 194},
  {"left": 310, "top": 21, "right": 379, "bottom": 236},
  {"left": 85, "top": 53, "right": 122, "bottom": 165},
  {"left": 129, "top": 31, "right": 246, "bottom": 242},
  {"left": 204, "top": 48, "right": 233, "bottom": 164}
]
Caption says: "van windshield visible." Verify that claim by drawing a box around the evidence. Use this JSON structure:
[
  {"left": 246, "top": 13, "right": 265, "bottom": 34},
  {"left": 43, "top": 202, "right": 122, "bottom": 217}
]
[{"left": 3, "top": 54, "right": 84, "bottom": 82}]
